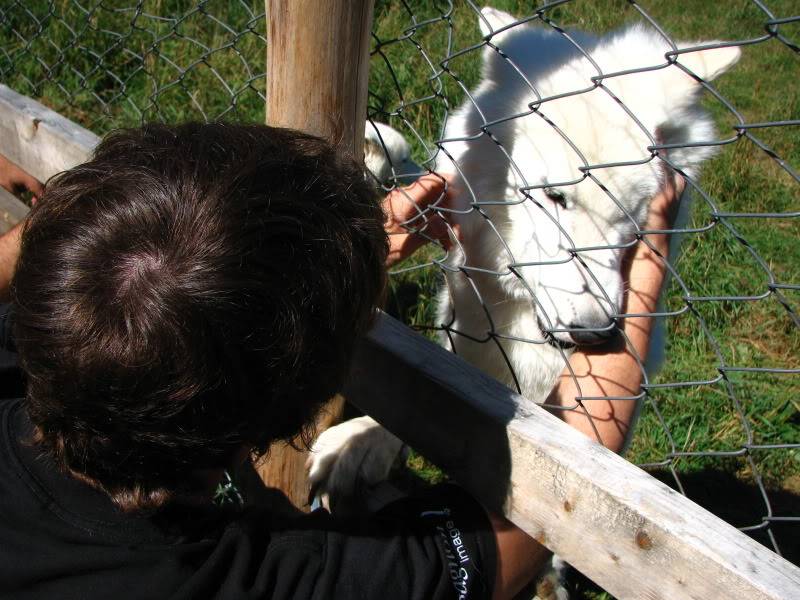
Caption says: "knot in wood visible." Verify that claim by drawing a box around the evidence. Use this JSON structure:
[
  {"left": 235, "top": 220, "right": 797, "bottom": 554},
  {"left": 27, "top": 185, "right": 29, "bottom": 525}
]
[{"left": 635, "top": 530, "right": 653, "bottom": 550}]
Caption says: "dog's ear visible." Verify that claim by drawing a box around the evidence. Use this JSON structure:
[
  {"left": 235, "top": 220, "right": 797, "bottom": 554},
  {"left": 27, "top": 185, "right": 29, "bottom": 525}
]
[
  {"left": 649, "top": 42, "right": 740, "bottom": 112},
  {"left": 674, "top": 43, "right": 741, "bottom": 83},
  {"left": 648, "top": 43, "right": 740, "bottom": 175},
  {"left": 478, "top": 7, "right": 518, "bottom": 38},
  {"left": 601, "top": 27, "right": 740, "bottom": 108}
]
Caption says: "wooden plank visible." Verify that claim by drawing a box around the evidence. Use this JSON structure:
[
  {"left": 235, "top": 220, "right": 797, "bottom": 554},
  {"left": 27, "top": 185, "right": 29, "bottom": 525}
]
[
  {"left": 0, "top": 188, "right": 29, "bottom": 233},
  {"left": 345, "top": 312, "right": 800, "bottom": 600},
  {"left": 258, "top": 0, "right": 376, "bottom": 509},
  {"left": 0, "top": 84, "right": 98, "bottom": 184}
]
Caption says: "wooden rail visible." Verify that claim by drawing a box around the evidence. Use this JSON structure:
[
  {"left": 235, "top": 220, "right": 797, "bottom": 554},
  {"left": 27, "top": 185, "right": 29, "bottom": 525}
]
[
  {"left": 0, "top": 84, "right": 99, "bottom": 233},
  {"left": 345, "top": 313, "right": 800, "bottom": 600},
  {"left": 0, "top": 85, "right": 99, "bottom": 185},
  {"left": 2, "top": 84, "right": 799, "bottom": 600}
]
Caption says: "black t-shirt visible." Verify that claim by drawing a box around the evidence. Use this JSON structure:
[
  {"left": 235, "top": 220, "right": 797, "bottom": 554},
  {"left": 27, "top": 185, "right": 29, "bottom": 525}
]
[{"left": 0, "top": 304, "right": 496, "bottom": 599}]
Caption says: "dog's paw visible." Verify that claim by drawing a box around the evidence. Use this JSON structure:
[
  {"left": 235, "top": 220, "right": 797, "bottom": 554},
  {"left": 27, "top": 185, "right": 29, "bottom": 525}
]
[
  {"left": 534, "top": 556, "right": 570, "bottom": 600},
  {"left": 307, "top": 416, "right": 404, "bottom": 514}
]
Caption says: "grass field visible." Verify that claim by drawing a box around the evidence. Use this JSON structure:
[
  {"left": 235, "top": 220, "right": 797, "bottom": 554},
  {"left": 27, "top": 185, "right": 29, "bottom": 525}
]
[{"left": 2, "top": 0, "right": 798, "bottom": 594}]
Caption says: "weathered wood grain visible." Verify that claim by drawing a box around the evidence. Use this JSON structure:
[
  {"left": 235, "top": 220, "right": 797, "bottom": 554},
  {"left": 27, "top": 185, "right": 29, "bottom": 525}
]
[
  {"left": 345, "top": 312, "right": 800, "bottom": 600},
  {"left": 0, "top": 84, "right": 98, "bottom": 184},
  {"left": 265, "top": 0, "right": 374, "bottom": 159},
  {"left": 258, "top": 0, "right": 375, "bottom": 509}
]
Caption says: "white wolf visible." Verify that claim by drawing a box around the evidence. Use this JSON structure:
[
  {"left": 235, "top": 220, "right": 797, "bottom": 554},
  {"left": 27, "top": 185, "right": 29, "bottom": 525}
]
[
  {"left": 435, "top": 8, "right": 740, "bottom": 403},
  {"left": 309, "top": 4, "right": 740, "bottom": 555}
]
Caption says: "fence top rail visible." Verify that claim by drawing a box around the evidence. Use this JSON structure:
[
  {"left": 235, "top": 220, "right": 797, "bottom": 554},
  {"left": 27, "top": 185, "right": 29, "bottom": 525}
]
[
  {"left": 345, "top": 312, "right": 800, "bottom": 600},
  {"left": 0, "top": 84, "right": 99, "bottom": 185}
]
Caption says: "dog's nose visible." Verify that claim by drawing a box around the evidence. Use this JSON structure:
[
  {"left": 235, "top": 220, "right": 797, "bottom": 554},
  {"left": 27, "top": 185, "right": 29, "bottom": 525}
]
[{"left": 568, "top": 322, "right": 619, "bottom": 345}]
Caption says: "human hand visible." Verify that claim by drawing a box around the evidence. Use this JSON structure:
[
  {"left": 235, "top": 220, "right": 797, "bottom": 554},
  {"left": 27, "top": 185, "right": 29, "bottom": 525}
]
[
  {"left": 0, "top": 222, "right": 23, "bottom": 301},
  {"left": 0, "top": 154, "right": 44, "bottom": 202},
  {"left": 621, "top": 169, "right": 685, "bottom": 307},
  {"left": 383, "top": 173, "right": 457, "bottom": 267},
  {"left": 0, "top": 155, "right": 41, "bottom": 300}
]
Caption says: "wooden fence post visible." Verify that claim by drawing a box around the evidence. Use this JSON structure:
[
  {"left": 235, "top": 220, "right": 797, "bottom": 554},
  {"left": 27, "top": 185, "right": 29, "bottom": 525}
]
[{"left": 260, "top": 0, "right": 376, "bottom": 509}]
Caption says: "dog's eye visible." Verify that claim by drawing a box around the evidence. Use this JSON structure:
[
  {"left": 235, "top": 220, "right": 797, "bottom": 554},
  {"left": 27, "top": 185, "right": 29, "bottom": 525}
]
[{"left": 544, "top": 188, "right": 568, "bottom": 209}]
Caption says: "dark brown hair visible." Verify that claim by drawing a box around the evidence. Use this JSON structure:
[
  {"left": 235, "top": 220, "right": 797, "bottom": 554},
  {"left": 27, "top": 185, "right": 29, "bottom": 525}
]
[{"left": 12, "top": 122, "right": 387, "bottom": 510}]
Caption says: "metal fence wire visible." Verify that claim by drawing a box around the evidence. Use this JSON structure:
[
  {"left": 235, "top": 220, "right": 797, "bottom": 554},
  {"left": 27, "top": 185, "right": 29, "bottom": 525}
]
[
  {"left": 0, "top": 0, "right": 267, "bottom": 129},
  {"left": 1, "top": 0, "right": 798, "bottom": 574},
  {"left": 370, "top": 0, "right": 799, "bottom": 565}
]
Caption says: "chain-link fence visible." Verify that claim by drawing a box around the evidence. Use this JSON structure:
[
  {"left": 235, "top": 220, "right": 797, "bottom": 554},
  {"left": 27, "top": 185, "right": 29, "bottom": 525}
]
[
  {"left": 1, "top": 0, "right": 798, "bottom": 588},
  {"left": 369, "top": 1, "right": 799, "bottom": 573},
  {"left": 0, "top": 0, "right": 266, "bottom": 131}
]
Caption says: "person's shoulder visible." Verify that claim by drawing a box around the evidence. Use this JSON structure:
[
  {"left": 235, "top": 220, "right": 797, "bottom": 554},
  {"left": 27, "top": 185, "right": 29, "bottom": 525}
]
[
  {"left": 199, "top": 484, "right": 495, "bottom": 599},
  {"left": 243, "top": 484, "right": 498, "bottom": 600}
]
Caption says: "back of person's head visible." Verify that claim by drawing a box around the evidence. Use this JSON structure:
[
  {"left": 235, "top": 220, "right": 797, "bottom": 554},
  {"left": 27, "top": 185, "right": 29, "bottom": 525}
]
[{"left": 12, "top": 122, "right": 387, "bottom": 511}]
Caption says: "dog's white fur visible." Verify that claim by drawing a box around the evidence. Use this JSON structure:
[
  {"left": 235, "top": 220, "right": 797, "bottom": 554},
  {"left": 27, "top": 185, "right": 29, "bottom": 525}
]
[
  {"left": 436, "top": 8, "right": 739, "bottom": 402},
  {"left": 364, "top": 121, "right": 420, "bottom": 185},
  {"left": 309, "top": 6, "right": 739, "bottom": 555}
]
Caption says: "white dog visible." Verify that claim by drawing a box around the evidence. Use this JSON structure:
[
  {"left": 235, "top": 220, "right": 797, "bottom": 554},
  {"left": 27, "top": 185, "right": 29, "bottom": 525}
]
[
  {"left": 434, "top": 8, "right": 740, "bottom": 403},
  {"left": 310, "top": 9, "right": 739, "bottom": 593},
  {"left": 364, "top": 120, "right": 420, "bottom": 186}
]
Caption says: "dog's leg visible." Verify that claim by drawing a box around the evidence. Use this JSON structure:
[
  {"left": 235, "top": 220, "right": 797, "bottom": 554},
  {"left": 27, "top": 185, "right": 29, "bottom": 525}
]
[{"left": 306, "top": 416, "right": 405, "bottom": 515}]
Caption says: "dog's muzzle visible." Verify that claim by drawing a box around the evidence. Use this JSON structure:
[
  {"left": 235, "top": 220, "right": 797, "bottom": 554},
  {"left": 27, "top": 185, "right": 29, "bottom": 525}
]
[
  {"left": 537, "top": 315, "right": 577, "bottom": 350},
  {"left": 537, "top": 316, "right": 621, "bottom": 349},
  {"left": 567, "top": 321, "right": 620, "bottom": 346}
]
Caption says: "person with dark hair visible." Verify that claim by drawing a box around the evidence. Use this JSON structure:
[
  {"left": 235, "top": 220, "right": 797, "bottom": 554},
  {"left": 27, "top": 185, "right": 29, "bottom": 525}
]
[
  {"left": 0, "top": 123, "right": 547, "bottom": 599},
  {"left": 0, "top": 123, "right": 681, "bottom": 599},
  {"left": 14, "top": 123, "right": 391, "bottom": 511}
]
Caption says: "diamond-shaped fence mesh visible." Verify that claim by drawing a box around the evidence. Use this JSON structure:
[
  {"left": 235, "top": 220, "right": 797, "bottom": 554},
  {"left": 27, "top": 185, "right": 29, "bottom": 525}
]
[
  {"left": 369, "top": 0, "right": 799, "bottom": 566},
  {"left": 1, "top": 0, "right": 798, "bottom": 578},
  {"left": 0, "top": 0, "right": 266, "bottom": 131}
]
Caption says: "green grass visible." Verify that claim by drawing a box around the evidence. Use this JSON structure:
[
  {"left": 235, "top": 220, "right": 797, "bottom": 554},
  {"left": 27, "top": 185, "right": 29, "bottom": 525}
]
[
  {"left": 623, "top": 0, "right": 800, "bottom": 501},
  {"left": 2, "top": 0, "right": 798, "bottom": 590},
  {"left": 0, "top": 0, "right": 267, "bottom": 130}
]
